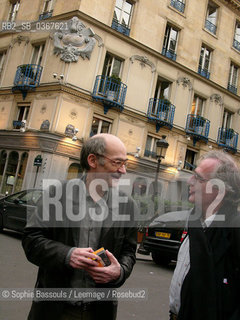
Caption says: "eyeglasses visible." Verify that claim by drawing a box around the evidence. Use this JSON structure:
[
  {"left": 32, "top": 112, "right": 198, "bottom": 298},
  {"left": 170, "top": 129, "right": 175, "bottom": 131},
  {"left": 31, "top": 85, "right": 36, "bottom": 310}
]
[
  {"left": 192, "top": 171, "right": 209, "bottom": 183},
  {"left": 95, "top": 154, "right": 128, "bottom": 168}
]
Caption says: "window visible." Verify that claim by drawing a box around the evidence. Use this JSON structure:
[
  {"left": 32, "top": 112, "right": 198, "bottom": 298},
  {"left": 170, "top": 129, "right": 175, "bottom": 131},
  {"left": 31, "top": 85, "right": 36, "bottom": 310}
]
[
  {"left": 39, "top": 0, "right": 54, "bottom": 20},
  {"left": 8, "top": 1, "right": 20, "bottom": 22},
  {"left": 67, "top": 163, "right": 81, "bottom": 180},
  {"left": 1, "top": 151, "right": 19, "bottom": 195},
  {"left": 191, "top": 95, "right": 204, "bottom": 116},
  {"left": 198, "top": 45, "right": 211, "bottom": 79},
  {"left": 90, "top": 117, "right": 112, "bottom": 137},
  {"left": 233, "top": 21, "right": 240, "bottom": 52},
  {"left": 0, "top": 52, "right": 6, "bottom": 75},
  {"left": 102, "top": 52, "right": 123, "bottom": 78},
  {"left": 154, "top": 78, "right": 171, "bottom": 100},
  {"left": 13, "top": 105, "right": 30, "bottom": 129},
  {"left": 112, "top": 0, "right": 133, "bottom": 36},
  {"left": 183, "top": 149, "right": 197, "bottom": 171},
  {"left": 31, "top": 44, "right": 45, "bottom": 65},
  {"left": 162, "top": 24, "right": 179, "bottom": 61},
  {"left": 228, "top": 63, "right": 238, "bottom": 94},
  {"left": 14, "top": 152, "right": 28, "bottom": 193},
  {"left": 170, "top": 0, "right": 185, "bottom": 13},
  {"left": 205, "top": 2, "right": 218, "bottom": 35},
  {"left": 144, "top": 135, "right": 158, "bottom": 158},
  {"left": 222, "top": 109, "right": 233, "bottom": 129}
]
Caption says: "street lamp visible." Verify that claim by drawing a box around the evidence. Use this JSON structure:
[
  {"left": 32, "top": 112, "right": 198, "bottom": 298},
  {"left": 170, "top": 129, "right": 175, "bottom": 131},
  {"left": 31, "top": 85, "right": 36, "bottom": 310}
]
[{"left": 154, "top": 135, "right": 169, "bottom": 196}]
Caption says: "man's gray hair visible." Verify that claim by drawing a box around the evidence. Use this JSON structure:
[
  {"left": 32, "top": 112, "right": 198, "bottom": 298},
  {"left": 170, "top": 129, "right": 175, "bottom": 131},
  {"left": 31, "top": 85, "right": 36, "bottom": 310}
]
[
  {"left": 80, "top": 136, "right": 106, "bottom": 171},
  {"left": 200, "top": 150, "right": 240, "bottom": 204}
]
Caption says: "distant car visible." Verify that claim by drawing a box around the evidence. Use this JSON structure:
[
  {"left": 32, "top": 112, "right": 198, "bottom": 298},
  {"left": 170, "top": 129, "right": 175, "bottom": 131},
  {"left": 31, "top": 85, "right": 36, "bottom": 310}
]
[
  {"left": 143, "top": 210, "right": 190, "bottom": 265},
  {"left": 0, "top": 189, "right": 42, "bottom": 233}
]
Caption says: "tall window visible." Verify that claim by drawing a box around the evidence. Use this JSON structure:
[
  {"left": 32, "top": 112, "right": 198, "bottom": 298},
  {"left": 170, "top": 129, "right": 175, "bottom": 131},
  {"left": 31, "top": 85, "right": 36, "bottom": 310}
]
[
  {"left": 13, "top": 105, "right": 30, "bottom": 129},
  {"left": 1, "top": 151, "right": 19, "bottom": 195},
  {"left": 144, "top": 135, "right": 158, "bottom": 158},
  {"left": 162, "top": 24, "right": 179, "bottom": 61},
  {"left": 90, "top": 117, "right": 111, "bottom": 137},
  {"left": 102, "top": 53, "right": 123, "bottom": 78},
  {"left": 233, "top": 21, "right": 240, "bottom": 52},
  {"left": 67, "top": 163, "right": 81, "bottom": 180},
  {"left": 14, "top": 152, "right": 28, "bottom": 193},
  {"left": 184, "top": 149, "right": 197, "bottom": 171},
  {"left": 205, "top": 2, "right": 218, "bottom": 35},
  {"left": 31, "top": 44, "right": 45, "bottom": 65},
  {"left": 191, "top": 95, "right": 204, "bottom": 116},
  {"left": 198, "top": 45, "right": 212, "bottom": 79},
  {"left": 112, "top": 0, "right": 133, "bottom": 35},
  {"left": 170, "top": 0, "right": 185, "bottom": 13},
  {"left": 228, "top": 63, "right": 238, "bottom": 95},
  {"left": 8, "top": 0, "right": 20, "bottom": 22},
  {"left": 0, "top": 52, "right": 6, "bottom": 75},
  {"left": 154, "top": 78, "right": 171, "bottom": 100},
  {"left": 42, "top": 0, "right": 53, "bottom": 13},
  {"left": 222, "top": 109, "right": 233, "bottom": 129}
]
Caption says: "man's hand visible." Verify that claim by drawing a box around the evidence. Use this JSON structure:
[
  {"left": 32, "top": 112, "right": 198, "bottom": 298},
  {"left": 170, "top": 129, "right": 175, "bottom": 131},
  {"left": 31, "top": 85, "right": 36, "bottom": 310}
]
[
  {"left": 69, "top": 247, "right": 101, "bottom": 269},
  {"left": 87, "top": 250, "right": 121, "bottom": 283}
]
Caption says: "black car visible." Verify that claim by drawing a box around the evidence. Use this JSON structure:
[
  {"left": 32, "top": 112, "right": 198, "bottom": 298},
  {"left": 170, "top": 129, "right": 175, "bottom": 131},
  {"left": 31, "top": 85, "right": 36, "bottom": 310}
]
[
  {"left": 0, "top": 189, "right": 42, "bottom": 233},
  {"left": 143, "top": 210, "right": 189, "bottom": 265}
]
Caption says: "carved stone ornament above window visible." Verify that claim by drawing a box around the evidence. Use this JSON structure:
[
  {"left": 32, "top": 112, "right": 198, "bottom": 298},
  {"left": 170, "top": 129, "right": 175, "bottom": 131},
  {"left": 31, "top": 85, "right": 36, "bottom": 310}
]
[
  {"left": 130, "top": 55, "right": 156, "bottom": 73},
  {"left": 53, "top": 17, "right": 96, "bottom": 63},
  {"left": 177, "top": 77, "right": 193, "bottom": 90},
  {"left": 70, "top": 109, "right": 78, "bottom": 119},
  {"left": 210, "top": 93, "right": 223, "bottom": 106}
]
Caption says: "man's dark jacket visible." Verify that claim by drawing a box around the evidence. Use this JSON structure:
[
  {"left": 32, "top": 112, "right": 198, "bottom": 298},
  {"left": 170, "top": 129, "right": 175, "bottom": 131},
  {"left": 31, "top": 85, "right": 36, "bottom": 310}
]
[
  {"left": 178, "top": 203, "right": 240, "bottom": 320},
  {"left": 22, "top": 183, "right": 137, "bottom": 320}
]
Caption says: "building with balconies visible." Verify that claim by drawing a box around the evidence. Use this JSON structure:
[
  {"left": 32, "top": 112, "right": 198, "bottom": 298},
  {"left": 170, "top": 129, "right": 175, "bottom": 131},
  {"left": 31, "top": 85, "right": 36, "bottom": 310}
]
[{"left": 0, "top": 0, "right": 240, "bottom": 200}]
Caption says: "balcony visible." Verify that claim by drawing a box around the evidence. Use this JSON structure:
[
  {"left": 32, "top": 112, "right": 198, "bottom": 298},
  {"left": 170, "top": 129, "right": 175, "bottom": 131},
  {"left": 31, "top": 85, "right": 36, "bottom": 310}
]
[
  {"left": 198, "top": 66, "right": 210, "bottom": 79},
  {"left": 217, "top": 128, "right": 238, "bottom": 153},
  {"left": 233, "top": 39, "right": 240, "bottom": 52},
  {"left": 227, "top": 83, "right": 237, "bottom": 95},
  {"left": 12, "top": 64, "right": 43, "bottom": 99},
  {"left": 92, "top": 75, "right": 127, "bottom": 114},
  {"left": 38, "top": 10, "right": 53, "bottom": 20},
  {"left": 111, "top": 19, "right": 130, "bottom": 36},
  {"left": 170, "top": 0, "right": 185, "bottom": 13},
  {"left": 185, "top": 114, "right": 210, "bottom": 145},
  {"left": 147, "top": 98, "right": 175, "bottom": 132},
  {"left": 161, "top": 47, "right": 177, "bottom": 61},
  {"left": 205, "top": 20, "right": 217, "bottom": 35}
]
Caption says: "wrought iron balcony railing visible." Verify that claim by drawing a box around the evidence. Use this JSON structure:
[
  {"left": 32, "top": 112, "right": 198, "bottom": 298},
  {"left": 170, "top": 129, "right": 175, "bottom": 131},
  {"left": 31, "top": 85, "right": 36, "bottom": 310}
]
[
  {"left": 161, "top": 47, "right": 177, "bottom": 61},
  {"left": 92, "top": 75, "right": 127, "bottom": 114},
  {"left": 217, "top": 128, "right": 238, "bottom": 153},
  {"left": 233, "top": 39, "right": 240, "bottom": 52},
  {"left": 198, "top": 66, "right": 210, "bottom": 79},
  {"left": 205, "top": 19, "right": 217, "bottom": 34},
  {"left": 111, "top": 19, "right": 130, "bottom": 36},
  {"left": 38, "top": 10, "right": 53, "bottom": 20},
  {"left": 147, "top": 98, "right": 175, "bottom": 132},
  {"left": 170, "top": 0, "right": 185, "bottom": 13},
  {"left": 185, "top": 114, "right": 210, "bottom": 144},
  {"left": 12, "top": 120, "right": 26, "bottom": 130},
  {"left": 227, "top": 83, "right": 237, "bottom": 95},
  {"left": 13, "top": 64, "right": 43, "bottom": 88},
  {"left": 12, "top": 64, "right": 43, "bottom": 99}
]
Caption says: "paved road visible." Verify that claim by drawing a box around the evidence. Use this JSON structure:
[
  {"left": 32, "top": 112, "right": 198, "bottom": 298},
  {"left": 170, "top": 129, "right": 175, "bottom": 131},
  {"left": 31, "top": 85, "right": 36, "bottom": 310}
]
[{"left": 0, "top": 231, "right": 174, "bottom": 320}]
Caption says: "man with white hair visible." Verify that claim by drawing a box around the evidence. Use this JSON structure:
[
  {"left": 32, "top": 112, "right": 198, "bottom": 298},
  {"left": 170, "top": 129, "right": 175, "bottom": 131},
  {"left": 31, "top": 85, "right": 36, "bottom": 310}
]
[{"left": 169, "top": 151, "right": 240, "bottom": 320}]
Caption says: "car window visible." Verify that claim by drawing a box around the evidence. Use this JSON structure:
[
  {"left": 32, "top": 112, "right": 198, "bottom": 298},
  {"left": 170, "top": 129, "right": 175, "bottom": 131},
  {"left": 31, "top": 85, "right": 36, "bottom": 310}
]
[
  {"left": 19, "top": 190, "right": 42, "bottom": 205},
  {"left": 6, "top": 191, "right": 27, "bottom": 203}
]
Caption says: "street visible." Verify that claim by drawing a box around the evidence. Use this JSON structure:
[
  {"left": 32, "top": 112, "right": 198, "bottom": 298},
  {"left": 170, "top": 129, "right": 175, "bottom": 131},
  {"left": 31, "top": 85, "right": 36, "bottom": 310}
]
[{"left": 0, "top": 231, "right": 174, "bottom": 320}]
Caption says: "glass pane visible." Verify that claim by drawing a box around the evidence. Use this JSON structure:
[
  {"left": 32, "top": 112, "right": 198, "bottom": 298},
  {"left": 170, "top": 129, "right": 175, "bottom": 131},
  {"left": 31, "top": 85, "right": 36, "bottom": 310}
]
[
  {"left": 67, "top": 163, "right": 81, "bottom": 180},
  {"left": 207, "top": 5, "right": 217, "bottom": 24},
  {"left": 0, "top": 150, "right": 7, "bottom": 187},
  {"left": 18, "top": 107, "right": 25, "bottom": 121},
  {"left": 145, "top": 136, "right": 152, "bottom": 154},
  {"left": 7, "top": 191, "right": 27, "bottom": 203},
  {"left": 101, "top": 120, "right": 110, "bottom": 133},
  {"left": 235, "top": 23, "right": 240, "bottom": 42},
  {"left": 15, "top": 152, "right": 28, "bottom": 193},
  {"left": 90, "top": 117, "right": 100, "bottom": 137},
  {"left": 121, "top": 12, "right": 130, "bottom": 26},
  {"left": 197, "top": 98, "right": 203, "bottom": 115},
  {"left": 114, "top": 8, "right": 121, "bottom": 22},
  {"left": 31, "top": 46, "right": 40, "bottom": 64},
  {"left": 1, "top": 151, "right": 19, "bottom": 195},
  {"left": 170, "top": 29, "right": 178, "bottom": 41},
  {"left": 124, "top": 1, "right": 132, "bottom": 14},
  {"left": 116, "top": 0, "right": 123, "bottom": 9},
  {"left": 112, "top": 58, "right": 122, "bottom": 76},
  {"left": 102, "top": 53, "right": 113, "bottom": 76}
]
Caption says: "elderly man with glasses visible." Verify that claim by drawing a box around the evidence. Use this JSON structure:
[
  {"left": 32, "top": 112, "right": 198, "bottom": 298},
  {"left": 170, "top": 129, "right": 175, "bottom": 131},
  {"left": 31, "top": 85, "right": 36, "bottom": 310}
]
[
  {"left": 169, "top": 150, "right": 240, "bottom": 320},
  {"left": 22, "top": 133, "right": 137, "bottom": 320}
]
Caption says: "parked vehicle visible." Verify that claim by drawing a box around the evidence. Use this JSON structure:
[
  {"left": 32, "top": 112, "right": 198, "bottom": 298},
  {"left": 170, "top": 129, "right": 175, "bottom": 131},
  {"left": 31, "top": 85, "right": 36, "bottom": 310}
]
[
  {"left": 0, "top": 189, "right": 42, "bottom": 233},
  {"left": 143, "top": 210, "right": 190, "bottom": 265}
]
